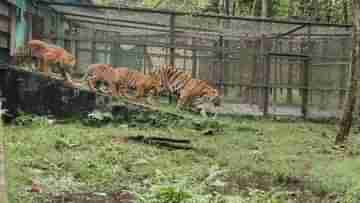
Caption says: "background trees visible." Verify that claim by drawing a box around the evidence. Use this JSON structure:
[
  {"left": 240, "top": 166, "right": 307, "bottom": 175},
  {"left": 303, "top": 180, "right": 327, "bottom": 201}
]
[{"left": 94, "top": 0, "right": 352, "bottom": 24}]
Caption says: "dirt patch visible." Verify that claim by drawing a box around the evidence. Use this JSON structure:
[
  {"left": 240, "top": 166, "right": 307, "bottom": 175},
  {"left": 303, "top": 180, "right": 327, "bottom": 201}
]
[{"left": 224, "top": 170, "right": 339, "bottom": 203}]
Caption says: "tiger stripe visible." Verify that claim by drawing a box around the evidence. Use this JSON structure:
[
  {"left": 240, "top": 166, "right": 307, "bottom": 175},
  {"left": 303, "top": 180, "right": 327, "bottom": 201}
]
[{"left": 152, "top": 64, "right": 221, "bottom": 116}]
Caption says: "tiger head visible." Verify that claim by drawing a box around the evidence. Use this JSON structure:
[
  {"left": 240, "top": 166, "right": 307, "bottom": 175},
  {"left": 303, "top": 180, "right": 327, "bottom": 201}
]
[
  {"left": 27, "top": 40, "right": 48, "bottom": 51},
  {"left": 63, "top": 53, "right": 76, "bottom": 69},
  {"left": 85, "top": 63, "right": 113, "bottom": 80},
  {"left": 205, "top": 87, "right": 221, "bottom": 107}
]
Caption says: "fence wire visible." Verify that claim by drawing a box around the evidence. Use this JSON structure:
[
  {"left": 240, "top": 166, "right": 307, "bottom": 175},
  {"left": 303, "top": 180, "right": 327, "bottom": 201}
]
[{"left": 31, "top": 2, "right": 353, "bottom": 119}]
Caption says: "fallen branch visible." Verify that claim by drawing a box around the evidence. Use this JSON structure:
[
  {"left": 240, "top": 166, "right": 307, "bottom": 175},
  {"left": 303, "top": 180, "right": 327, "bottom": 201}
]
[{"left": 126, "top": 135, "right": 193, "bottom": 150}]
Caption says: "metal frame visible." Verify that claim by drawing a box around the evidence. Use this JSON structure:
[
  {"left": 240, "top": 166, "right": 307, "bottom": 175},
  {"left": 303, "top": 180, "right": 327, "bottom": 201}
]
[{"left": 29, "top": 1, "right": 353, "bottom": 119}]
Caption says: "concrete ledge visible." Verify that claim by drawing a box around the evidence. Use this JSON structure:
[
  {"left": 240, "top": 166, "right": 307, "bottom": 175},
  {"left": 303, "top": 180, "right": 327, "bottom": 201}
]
[
  {"left": 0, "top": 65, "right": 184, "bottom": 120},
  {"left": 0, "top": 65, "right": 112, "bottom": 118}
]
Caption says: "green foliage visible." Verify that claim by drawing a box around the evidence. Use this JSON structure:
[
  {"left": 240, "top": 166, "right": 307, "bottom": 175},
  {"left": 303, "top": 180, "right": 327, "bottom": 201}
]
[
  {"left": 13, "top": 112, "right": 53, "bottom": 127},
  {"left": 6, "top": 110, "right": 360, "bottom": 202},
  {"left": 153, "top": 187, "right": 192, "bottom": 203}
]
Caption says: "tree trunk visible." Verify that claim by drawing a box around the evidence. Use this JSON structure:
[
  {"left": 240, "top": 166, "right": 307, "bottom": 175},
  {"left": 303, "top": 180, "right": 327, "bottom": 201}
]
[
  {"left": 261, "top": 0, "right": 268, "bottom": 17},
  {"left": 335, "top": 0, "right": 360, "bottom": 145},
  {"left": 311, "top": 0, "right": 320, "bottom": 21},
  {"left": 232, "top": 1, "right": 236, "bottom": 16},
  {"left": 344, "top": 0, "right": 349, "bottom": 24},
  {"left": 327, "top": 0, "right": 332, "bottom": 23},
  {"left": 224, "top": 0, "right": 230, "bottom": 15},
  {"left": 252, "top": 0, "right": 261, "bottom": 16}
]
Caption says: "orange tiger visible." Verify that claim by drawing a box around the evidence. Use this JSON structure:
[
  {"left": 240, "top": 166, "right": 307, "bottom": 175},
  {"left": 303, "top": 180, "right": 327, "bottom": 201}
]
[
  {"left": 85, "top": 64, "right": 161, "bottom": 102},
  {"left": 26, "top": 40, "right": 77, "bottom": 86},
  {"left": 153, "top": 64, "right": 221, "bottom": 116},
  {"left": 85, "top": 63, "right": 120, "bottom": 96},
  {"left": 115, "top": 67, "right": 161, "bottom": 102}
]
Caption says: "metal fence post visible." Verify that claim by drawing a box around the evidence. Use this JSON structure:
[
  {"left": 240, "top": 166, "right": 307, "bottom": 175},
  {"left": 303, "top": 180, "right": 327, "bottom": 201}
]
[
  {"left": 192, "top": 49, "right": 197, "bottom": 78},
  {"left": 219, "top": 35, "right": 224, "bottom": 95},
  {"left": 168, "top": 13, "right": 176, "bottom": 104},
  {"left": 169, "top": 14, "right": 176, "bottom": 67},
  {"left": 302, "top": 58, "right": 310, "bottom": 118},
  {"left": 143, "top": 45, "right": 147, "bottom": 74},
  {"left": 91, "top": 30, "right": 97, "bottom": 64},
  {"left": 263, "top": 53, "right": 271, "bottom": 116},
  {"left": 302, "top": 24, "right": 312, "bottom": 119}
]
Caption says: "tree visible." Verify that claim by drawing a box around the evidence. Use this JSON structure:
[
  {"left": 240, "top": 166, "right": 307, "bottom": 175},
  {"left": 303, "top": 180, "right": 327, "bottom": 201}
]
[
  {"left": 261, "top": 0, "right": 269, "bottom": 17},
  {"left": 335, "top": 0, "right": 360, "bottom": 145}
]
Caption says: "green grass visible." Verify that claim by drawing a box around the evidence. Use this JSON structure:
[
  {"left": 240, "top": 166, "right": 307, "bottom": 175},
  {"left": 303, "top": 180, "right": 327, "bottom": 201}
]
[{"left": 4, "top": 109, "right": 360, "bottom": 202}]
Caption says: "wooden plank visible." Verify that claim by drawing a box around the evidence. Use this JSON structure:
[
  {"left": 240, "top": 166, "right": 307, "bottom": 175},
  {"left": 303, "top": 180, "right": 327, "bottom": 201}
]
[
  {"left": 311, "top": 62, "right": 350, "bottom": 66},
  {"left": 214, "top": 82, "right": 348, "bottom": 91},
  {"left": 268, "top": 52, "right": 309, "bottom": 58},
  {"left": 272, "top": 24, "right": 306, "bottom": 39},
  {"left": 52, "top": 36, "right": 222, "bottom": 52}
]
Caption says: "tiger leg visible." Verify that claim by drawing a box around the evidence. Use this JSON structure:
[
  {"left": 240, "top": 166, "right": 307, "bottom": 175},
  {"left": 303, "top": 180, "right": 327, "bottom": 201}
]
[
  {"left": 60, "top": 64, "right": 75, "bottom": 87},
  {"left": 87, "top": 78, "right": 98, "bottom": 92},
  {"left": 213, "top": 107, "right": 218, "bottom": 119},
  {"left": 200, "top": 108, "right": 208, "bottom": 118},
  {"left": 117, "top": 83, "right": 129, "bottom": 97},
  {"left": 109, "top": 82, "right": 118, "bottom": 97},
  {"left": 176, "top": 95, "right": 189, "bottom": 111},
  {"left": 39, "top": 58, "right": 45, "bottom": 72},
  {"left": 41, "top": 58, "right": 49, "bottom": 74},
  {"left": 130, "top": 87, "right": 145, "bottom": 102}
]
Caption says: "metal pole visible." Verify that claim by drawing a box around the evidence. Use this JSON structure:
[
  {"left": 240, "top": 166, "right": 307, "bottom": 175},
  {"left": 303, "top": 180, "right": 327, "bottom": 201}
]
[
  {"left": 91, "top": 30, "right": 97, "bottom": 64},
  {"left": 302, "top": 58, "right": 310, "bottom": 118},
  {"left": 192, "top": 49, "right": 197, "bottom": 78},
  {"left": 302, "top": 24, "right": 312, "bottom": 119},
  {"left": 263, "top": 53, "right": 271, "bottom": 116},
  {"left": 169, "top": 14, "right": 176, "bottom": 67},
  {"left": 168, "top": 13, "right": 176, "bottom": 104}
]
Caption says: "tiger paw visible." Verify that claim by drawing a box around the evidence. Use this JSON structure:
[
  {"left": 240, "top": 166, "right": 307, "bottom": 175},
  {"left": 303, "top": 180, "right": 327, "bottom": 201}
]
[{"left": 63, "top": 81, "right": 77, "bottom": 88}]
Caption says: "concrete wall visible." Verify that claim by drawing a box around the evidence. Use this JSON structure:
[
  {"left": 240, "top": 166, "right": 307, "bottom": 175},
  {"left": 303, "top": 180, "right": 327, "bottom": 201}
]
[{"left": 0, "top": 66, "right": 111, "bottom": 117}]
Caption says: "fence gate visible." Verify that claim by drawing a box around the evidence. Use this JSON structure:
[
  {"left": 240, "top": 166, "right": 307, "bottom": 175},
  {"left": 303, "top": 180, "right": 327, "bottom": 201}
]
[{"left": 264, "top": 52, "right": 310, "bottom": 118}]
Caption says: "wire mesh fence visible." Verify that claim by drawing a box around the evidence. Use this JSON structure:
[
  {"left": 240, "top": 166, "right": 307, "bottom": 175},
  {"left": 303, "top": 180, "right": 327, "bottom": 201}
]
[{"left": 28, "top": 1, "right": 353, "bottom": 119}]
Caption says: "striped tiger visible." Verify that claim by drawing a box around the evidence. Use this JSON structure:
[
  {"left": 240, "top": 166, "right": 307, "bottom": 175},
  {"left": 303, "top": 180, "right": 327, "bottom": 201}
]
[
  {"left": 115, "top": 67, "right": 161, "bottom": 102},
  {"left": 85, "top": 64, "right": 161, "bottom": 102},
  {"left": 26, "top": 40, "right": 77, "bottom": 86},
  {"left": 152, "top": 64, "right": 221, "bottom": 116},
  {"left": 84, "top": 63, "right": 118, "bottom": 96}
]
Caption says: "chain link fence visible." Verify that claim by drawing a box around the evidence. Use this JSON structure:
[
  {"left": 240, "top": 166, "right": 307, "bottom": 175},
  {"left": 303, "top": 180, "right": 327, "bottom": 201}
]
[{"left": 30, "top": 1, "right": 353, "bottom": 119}]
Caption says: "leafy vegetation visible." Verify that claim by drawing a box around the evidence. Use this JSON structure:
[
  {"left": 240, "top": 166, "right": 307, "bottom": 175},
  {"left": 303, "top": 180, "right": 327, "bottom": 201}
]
[
  {"left": 94, "top": 0, "right": 353, "bottom": 24},
  {"left": 4, "top": 107, "right": 360, "bottom": 202}
]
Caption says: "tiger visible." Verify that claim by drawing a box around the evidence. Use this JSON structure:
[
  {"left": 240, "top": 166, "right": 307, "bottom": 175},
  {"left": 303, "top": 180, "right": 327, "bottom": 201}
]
[
  {"left": 84, "top": 64, "right": 161, "bottom": 103},
  {"left": 26, "top": 40, "right": 77, "bottom": 87},
  {"left": 115, "top": 67, "right": 161, "bottom": 103},
  {"left": 84, "top": 63, "right": 119, "bottom": 96},
  {"left": 152, "top": 64, "right": 221, "bottom": 117}
]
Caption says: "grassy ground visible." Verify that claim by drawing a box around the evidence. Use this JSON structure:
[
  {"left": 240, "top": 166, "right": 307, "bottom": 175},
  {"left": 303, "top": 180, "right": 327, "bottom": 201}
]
[{"left": 4, "top": 105, "right": 360, "bottom": 202}]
